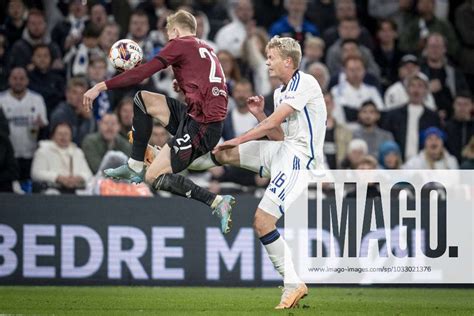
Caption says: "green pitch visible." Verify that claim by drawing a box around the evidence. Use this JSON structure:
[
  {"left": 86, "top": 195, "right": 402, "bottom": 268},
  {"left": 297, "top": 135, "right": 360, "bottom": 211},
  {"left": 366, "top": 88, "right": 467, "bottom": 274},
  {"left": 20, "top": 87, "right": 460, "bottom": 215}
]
[{"left": 0, "top": 286, "right": 473, "bottom": 315}]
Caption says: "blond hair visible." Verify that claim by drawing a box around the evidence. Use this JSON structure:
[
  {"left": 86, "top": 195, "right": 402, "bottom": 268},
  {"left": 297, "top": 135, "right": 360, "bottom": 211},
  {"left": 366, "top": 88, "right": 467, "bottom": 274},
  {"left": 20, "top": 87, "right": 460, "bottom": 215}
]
[
  {"left": 266, "top": 36, "right": 302, "bottom": 68},
  {"left": 166, "top": 10, "right": 197, "bottom": 34}
]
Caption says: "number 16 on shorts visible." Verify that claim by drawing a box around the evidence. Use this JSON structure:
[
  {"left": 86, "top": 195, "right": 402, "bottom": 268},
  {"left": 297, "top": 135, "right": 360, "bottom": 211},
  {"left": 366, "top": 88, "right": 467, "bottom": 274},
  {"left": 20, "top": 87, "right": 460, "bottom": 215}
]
[{"left": 268, "top": 171, "right": 287, "bottom": 201}]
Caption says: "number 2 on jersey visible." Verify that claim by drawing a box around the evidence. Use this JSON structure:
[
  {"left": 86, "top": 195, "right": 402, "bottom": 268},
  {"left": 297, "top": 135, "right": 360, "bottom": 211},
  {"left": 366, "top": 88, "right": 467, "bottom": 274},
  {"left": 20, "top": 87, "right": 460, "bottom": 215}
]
[{"left": 199, "top": 47, "right": 226, "bottom": 84}]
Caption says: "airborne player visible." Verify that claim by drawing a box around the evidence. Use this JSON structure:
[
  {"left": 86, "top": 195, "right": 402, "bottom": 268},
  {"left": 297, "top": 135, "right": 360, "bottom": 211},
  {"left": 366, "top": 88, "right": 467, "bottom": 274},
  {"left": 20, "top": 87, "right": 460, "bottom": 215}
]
[{"left": 83, "top": 10, "right": 234, "bottom": 234}]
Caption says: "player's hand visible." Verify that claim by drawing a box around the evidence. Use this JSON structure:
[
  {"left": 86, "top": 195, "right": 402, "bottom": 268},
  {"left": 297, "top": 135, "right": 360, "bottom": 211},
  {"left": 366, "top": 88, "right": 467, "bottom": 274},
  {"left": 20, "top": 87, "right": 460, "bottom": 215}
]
[
  {"left": 247, "top": 95, "right": 264, "bottom": 115},
  {"left": 83, "top": 87, "right": 100, "bottom": 112},
  {"left": 172, "top": 79, "right": 181, "bottom": 93},
  {"left": 212, "top": 138, "right": 240, "bottom": 154}
]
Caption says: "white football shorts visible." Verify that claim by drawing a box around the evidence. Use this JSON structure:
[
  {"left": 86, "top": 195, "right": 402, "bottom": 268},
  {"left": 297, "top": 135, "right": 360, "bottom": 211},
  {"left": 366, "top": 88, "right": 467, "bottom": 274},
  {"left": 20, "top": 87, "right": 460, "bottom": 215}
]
[{"left": 239, "top": 140, "right": 311, "bottom": 219}]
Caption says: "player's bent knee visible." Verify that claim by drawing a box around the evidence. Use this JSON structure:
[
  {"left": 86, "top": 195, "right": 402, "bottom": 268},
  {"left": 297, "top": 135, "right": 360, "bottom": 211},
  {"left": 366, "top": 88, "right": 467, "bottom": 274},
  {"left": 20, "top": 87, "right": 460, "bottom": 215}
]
[{"left": 215, "top": 147, "right": 240, "bottom": 166}]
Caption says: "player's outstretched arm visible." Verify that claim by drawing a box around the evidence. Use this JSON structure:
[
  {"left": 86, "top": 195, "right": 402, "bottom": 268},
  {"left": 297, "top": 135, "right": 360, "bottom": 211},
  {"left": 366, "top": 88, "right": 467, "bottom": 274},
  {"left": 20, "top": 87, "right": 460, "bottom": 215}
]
[
  {"left": 82, "top": 58, "right": 165, "bottom": 111},
  {"left": 213, "top": 104, "right": 294, "bottom": 153},
  {"left": 247, "top": 95, "right": 284, "bottom": 141},
  {"left": 83, "top": 82, "right": 106, "bottom": 112}
]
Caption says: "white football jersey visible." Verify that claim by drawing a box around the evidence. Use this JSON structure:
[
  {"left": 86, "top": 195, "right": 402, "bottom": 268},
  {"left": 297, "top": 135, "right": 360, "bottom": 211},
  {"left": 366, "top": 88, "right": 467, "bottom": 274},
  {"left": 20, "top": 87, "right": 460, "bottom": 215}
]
[
  {"left": 273, "top": 70, "right": 327, "bottom": 169},
  {"left": 0, "top": 90, "right": 48, "bottom": 159}
]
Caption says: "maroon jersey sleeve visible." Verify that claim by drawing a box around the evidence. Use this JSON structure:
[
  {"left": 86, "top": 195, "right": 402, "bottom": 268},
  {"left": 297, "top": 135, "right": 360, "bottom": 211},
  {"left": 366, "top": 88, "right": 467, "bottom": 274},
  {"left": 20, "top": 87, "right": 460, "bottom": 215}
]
[
  {"left": 155, "top": 38, "right": 185, "bottom": 67},
  {"left": 105, "top": 58, "right": 165, "bottom": 90},
  {"left": 105, "top": 38, "right": 183, "bottom": 90}
]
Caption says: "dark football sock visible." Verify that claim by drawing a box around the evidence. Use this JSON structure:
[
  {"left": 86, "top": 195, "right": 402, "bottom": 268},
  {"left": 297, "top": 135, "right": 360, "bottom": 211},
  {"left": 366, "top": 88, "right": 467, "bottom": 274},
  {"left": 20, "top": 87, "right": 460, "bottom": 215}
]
[
  {"left": 131, "top": 91, "right": 153, "bottom": 161},
  {"left": 152, "top": 173, "right": 217, "bottom": 207}
]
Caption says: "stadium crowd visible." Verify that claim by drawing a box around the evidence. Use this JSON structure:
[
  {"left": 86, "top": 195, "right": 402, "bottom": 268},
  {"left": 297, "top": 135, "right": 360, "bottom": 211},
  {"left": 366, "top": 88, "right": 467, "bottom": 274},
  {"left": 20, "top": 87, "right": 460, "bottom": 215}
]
[{"left": 0, "top": 0, "right": 472, "bottom": 195}]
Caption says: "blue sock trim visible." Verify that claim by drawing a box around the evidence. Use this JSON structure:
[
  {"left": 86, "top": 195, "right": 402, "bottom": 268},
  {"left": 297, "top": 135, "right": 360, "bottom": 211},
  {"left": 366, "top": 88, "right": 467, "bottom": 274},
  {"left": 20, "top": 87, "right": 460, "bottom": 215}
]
[{"left": 259, "top": 229, "right": 280, "bottom": 245}]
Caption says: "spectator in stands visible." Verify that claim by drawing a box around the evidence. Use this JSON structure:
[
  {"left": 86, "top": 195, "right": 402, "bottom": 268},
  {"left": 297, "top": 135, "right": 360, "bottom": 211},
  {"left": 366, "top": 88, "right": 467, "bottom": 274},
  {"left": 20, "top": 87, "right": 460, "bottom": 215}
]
[
  {"left": 82, "top": 112, "right": 131, "bottom": 174},
  {"left": 115, "top": 96, "right": 133, "bottom": 140},
  {"left": 384, "top": 54, "right": 436, "bottom": 110},
  {"left": 331, "top": 56, "right": 384, "bottom": 124},
  {"left": 378, "top": 140, "right": 402, "bottom": 169},
  {"left": 64, "top": 24, "right": 103, "bottom": 77},
  {"left": 269, "top": 0, "right": 319, "bottom": 48},
  {"left": 149, "top": 122, "right": 170, "bottom": 148},
  {"left": 382, "top": 72, "right": 441, "bottom": 161},
  {"left": 373, "top": 19, "right": 404, "bottom": 92},
  {"left": 217, "top": 50, "right": 241, "bottom": 96},
  {"left": 50, "top": 77, "right": 95, "bottom": 146},
  {"left": 445, "top": 94, "right": 473, "bottom": 163},
  {"left": 460, "top": 136, "right": 474, "bottom": 169},
  {"left": 0, "top": 67, "right": 48, "bottom": 181},
  {"left": 455, "top": 1, "right": 474, "bottom": 93},
  {"left": 420, "top": 33, "right": 469, "bottom": 120},
  {"left": 323, "top": 0, "right": 374, "bottom": 50},
  {"left": 263, "top": 76, "right": 283, "bottom": 117},
  {"left": 195, "top": 11, "right": 217, "bottom": 51},
  {"left": 326, "top": 36, "right": 381, "bottom": 80},
  {"left": 0, "top": 31, "right": 9, "bottom": 91},
  {"left": 307, "top": 62, "right": 330, "bottom": 91},
  {"left": 368, "top": 0, "right": 415, "bottom": 34},
  {"left": 51, "top": 0, "right": 88, "bottom": 55},
  {"left": 222, "top": 80, "right": 258, "bottom": 140},
  {"left": 352, "top": 101, "right": 394, "bottom": 158},
  {"left": 98, "top": 22, "right": 120, "bottom": 77},
  {"left": 194, "top": 1, "right": 231, "bottom": 40},
  {"left": 323, "top": 91, "right": 352, "bottom": 169},
  {"left": 0, "top": 108, "right": 19, "bottom": 192},
  {"left": 252, "top": 0, "right": 286, "bottom": 30},
  {"left": 87, "top": 56, "right": 113, "bottom": 121},
  {"left": 305, "top": 0, "right": 337, "bottom": 34},
  {"left": 8, "top": 9, "right": 62, "bottom": 70},
  {"left": 0, "top": 102, "right": 9, "bottom": 134},
  {"left": 241, "top": 27, "right": 271, "bottom": 96},
  {"left": 28, "top": 44, "right": 65, "bottom": 117},
  {"left": 368, "top": 0, "right": 404, "bottom": 20},
  {"left": 300, "top": 36, "right": 325, "bottom": 72},
  {"left": 340, "top": 139, "right": 369, "bottom": 169},
  {"left": 126, "top": 10, "right": 155, "bottom": 61},
  {"left": 399, "top": 0, "right": 459, "bottom": 58},
  {"left": 89, "top": 3, "right": 108, "bottom": 31},
  {"left": 356, "top": 155, "right": 378, "bottom": 170},
  {"left": 31, "top": 122, "right": 92, "bottom": 194},
  {"left": 135, "top": 0, "right": 170, "bottom": 34},
  {"left": 2, "top": 0, "right": 27, "bottom": 47},
  {"left": 403, "top": 127, "right": 458, "bottom": 169},
  {"left": 215, "top": 0, "right": 254, "bottom": 58}
]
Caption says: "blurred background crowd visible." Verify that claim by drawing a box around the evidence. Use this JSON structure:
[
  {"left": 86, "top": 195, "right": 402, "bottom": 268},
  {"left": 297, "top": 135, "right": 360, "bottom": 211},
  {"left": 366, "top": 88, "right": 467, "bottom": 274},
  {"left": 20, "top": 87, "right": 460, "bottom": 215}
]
[{"left": 0, "top": 0, "right": 472, "bottom": 196}]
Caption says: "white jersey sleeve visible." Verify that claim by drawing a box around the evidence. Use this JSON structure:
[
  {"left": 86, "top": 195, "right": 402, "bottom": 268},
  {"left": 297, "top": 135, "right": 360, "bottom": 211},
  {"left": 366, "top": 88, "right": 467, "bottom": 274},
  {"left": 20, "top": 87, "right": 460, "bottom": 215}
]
[
  {"left": 273, "top": 71, "right": 327, "bottom": 168},
  {"left": 280, "top": 72, "right": 318, "bottom": 111}
]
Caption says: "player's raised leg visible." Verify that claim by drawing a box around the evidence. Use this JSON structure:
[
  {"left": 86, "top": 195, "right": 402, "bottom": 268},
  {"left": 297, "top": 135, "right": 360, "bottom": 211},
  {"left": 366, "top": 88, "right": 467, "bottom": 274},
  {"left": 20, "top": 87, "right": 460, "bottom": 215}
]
[
  {"left": 255, "top": 201, "right": 308, "bottom": 309},
  {"left": 104, "top": 90, "right": 170, "bottom": 182},
  {"left": 145, "top": 144, "right": 234, "bottom": 234}
]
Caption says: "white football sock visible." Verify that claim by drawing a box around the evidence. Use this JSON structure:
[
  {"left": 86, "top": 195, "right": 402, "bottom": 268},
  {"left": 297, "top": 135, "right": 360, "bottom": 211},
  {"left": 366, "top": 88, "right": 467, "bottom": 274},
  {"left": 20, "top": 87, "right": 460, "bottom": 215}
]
[
  {"left": 262, "top": 234, "right": 302, "bottom": 286},
  {"left": 188, "top": 152, "right": 218, "bottom": 171},
  {"left": 128, "top": 158, "right": 144, "bottom": 173}
]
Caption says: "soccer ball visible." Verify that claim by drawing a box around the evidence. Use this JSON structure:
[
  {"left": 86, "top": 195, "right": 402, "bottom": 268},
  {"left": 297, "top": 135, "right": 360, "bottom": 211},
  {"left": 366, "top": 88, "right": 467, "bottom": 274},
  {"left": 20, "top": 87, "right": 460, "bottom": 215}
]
[{"left": 109, "top": 39, "right": 143, "bottom": 72}]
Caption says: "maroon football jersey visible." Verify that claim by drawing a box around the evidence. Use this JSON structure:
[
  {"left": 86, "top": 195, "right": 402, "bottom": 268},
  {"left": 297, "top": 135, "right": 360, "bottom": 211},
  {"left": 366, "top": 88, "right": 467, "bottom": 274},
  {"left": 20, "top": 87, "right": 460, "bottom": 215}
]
[
  {"left": 157, "top": 36, "right": 228, "bottom": 123},
  {"left": 105, "top": 36, "right": 228, "bottom": 123}
]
